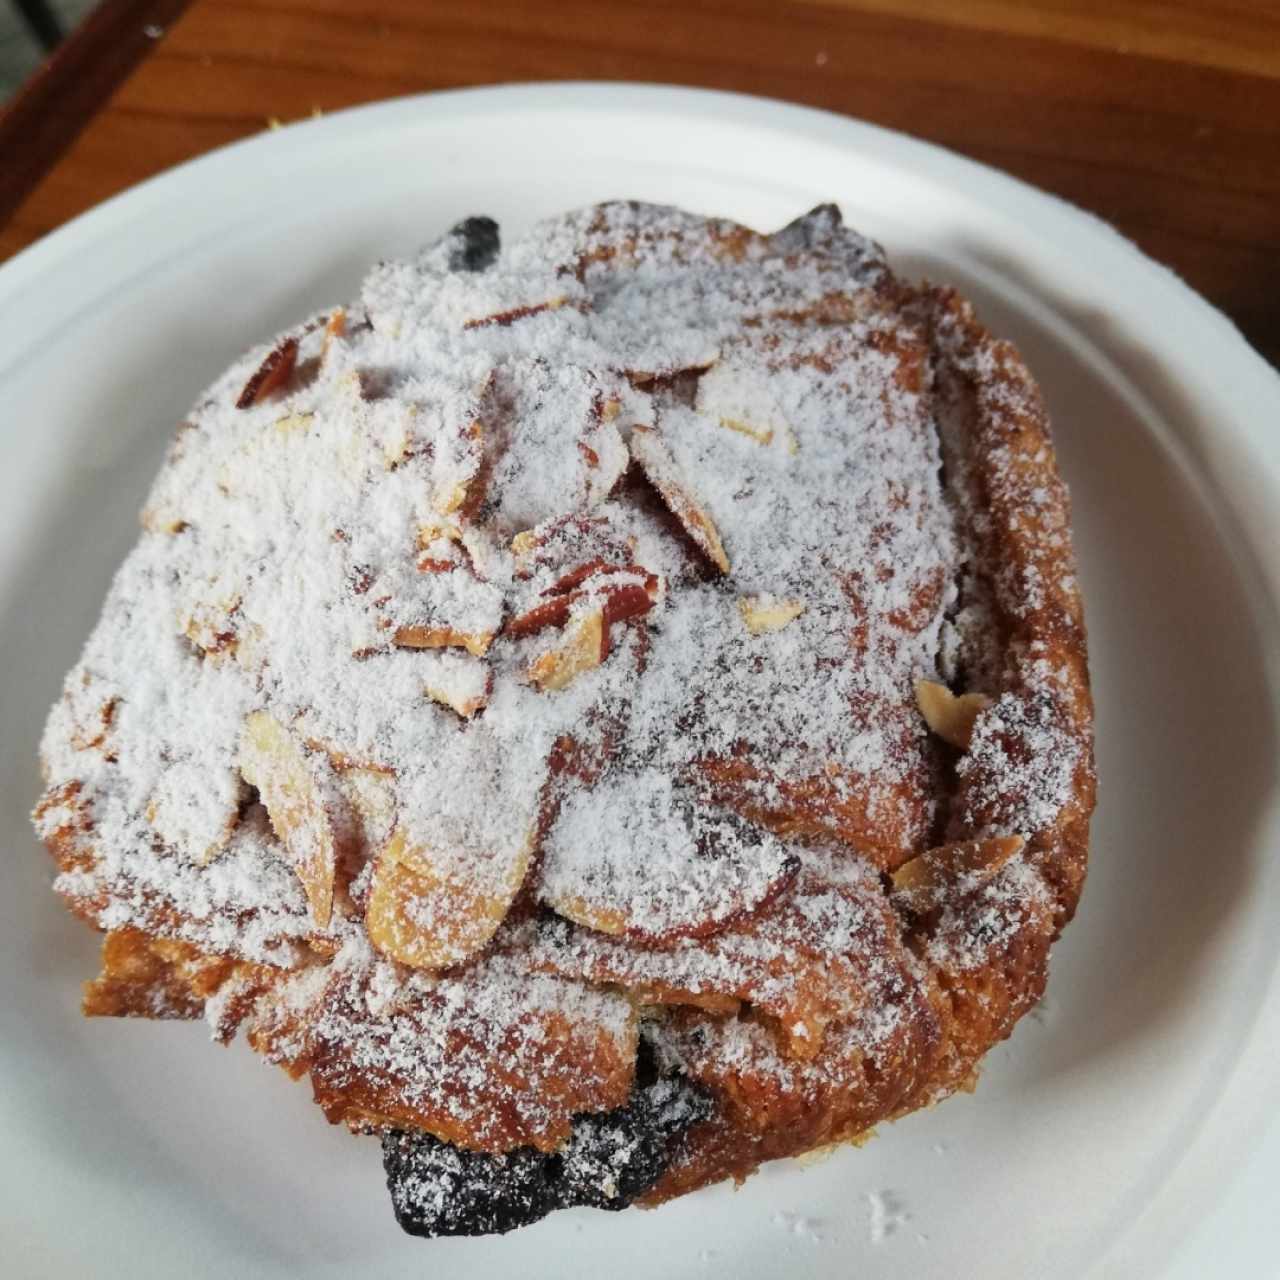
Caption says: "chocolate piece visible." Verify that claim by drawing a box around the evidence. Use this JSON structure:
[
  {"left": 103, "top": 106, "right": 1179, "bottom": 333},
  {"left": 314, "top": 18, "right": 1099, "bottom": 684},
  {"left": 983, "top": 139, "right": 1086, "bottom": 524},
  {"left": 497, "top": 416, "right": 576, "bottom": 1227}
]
[
  {"left": 382, "top": 1074, "right": 712, "bottom": 1237},
  {"left": 446, "top": 216, "right": 501, "bottom": 273}
]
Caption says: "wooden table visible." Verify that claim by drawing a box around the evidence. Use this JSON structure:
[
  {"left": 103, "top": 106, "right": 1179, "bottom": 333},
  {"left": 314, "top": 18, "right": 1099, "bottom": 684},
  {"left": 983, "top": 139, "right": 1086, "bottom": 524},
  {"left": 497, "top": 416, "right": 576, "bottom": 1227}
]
[{"left": 2, "top": 0, "right": 1277, "bottom": 366}]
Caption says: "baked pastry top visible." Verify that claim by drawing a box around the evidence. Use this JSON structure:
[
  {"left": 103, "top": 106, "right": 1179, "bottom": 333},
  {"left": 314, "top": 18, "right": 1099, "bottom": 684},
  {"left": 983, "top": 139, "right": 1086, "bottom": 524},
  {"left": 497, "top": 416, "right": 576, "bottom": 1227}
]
[{"left": 33, "top": 202, "right": 1094, "bottom": 1235}]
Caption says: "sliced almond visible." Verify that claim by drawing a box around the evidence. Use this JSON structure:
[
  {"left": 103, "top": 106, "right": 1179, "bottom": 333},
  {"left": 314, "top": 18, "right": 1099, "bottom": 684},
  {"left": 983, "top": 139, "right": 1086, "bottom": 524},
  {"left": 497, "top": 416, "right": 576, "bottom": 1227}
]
[
  {"left": 309, "top": 747, "right": 398, "bottom": 877},
  {"left": 511, "top": 529, "right": 539, "bottom": 560},
  {"left": 461, "top": 295, "right": 569, "bottom": 331},
  {"left": 233, "top": 621, "right": 268, "bottom": 675},
  {"left": 695, "top": 361, "right": 796, "bottom": 453},
  {"left": 425, "top": 672, "right": 490, "bottom": 718},
  {"left": 892, "top": 834, "right": 1026, "bottom": 898},
  {"left": 417, "top": 519, "right": 462, "bottom": 550},
  {"left": 540, "top": 773, "right": 800, "bottom": 942},
  {"left": 629, "top": 425, "right": 730, "bottom": 574},
  {"left": 178, "top": 594, "right": 242, "bottom": 662},
  {"left": 377, "top": 403, "right": 418, "bottom": 470},
  {"left": 238, "top": 711, "right": 336, "bottom": 929},
  {"left": 433, "top": 418, "right": 485, "bottom": 515},
  {"left": 508, "top": 514, "right": 632, "bottom": 583},
  {"left": 580, "top": 408, "right": 630, "bottom": 508},
  {"left": 914, "top": 678, "right": 992, "bottom": 749},
  {"left": 365, "top": 826, "right": 532, "bottom": 970},
  {"left": 338, "top": 766, "right": 399, "bottom": 857},
  {"left": 528, "top": 608, "right": 605, "bottom": 692},
  {"left": 717, "top": 417, "right": 773, "bottom": 446},
  {"left": 601, "top": 578, "right": 661, "bottom": 628},
  {"left": 393, "top": 624, "right": 493, "bottom": 658},
  {"left": 436, "top": 482, "right": 470, "bottom": 516},
  {"left": 632, "top": 986, "right": 742, "bottom": 1017},
  {"left": 739, "top": 595, "right": 805, "bottom": 635},
  {"left": 236, "top": 335, "right": 299, "bottom": 409},
  {"left": 417, "top": 553, "right": 464, "bottom": 574},
  {"left": 550, "top": 893, "right": 628, "bottom": 936},
  {"left": 509, "top": 557, "right": 658, "bottom": 693},
  {"left": 424, "top": 684, "right": 488, "bottom": 718},
  {"left": 145, "top": 787, "right": 238, "bottom": 867},
  {"left": 273, "top": 412, "right": 314, "bottom": 436},
  {"left": 68, "top": 694, "right": 118, "bottom": 754},
  {"left": 508, "top": 592, "right": 576, "bottom": 638},
  {"left": 336, "top": 368, "right": 365, "bottom": 405},
  {"left": 335, "top": 373, "right": 419, "bottom": 470}
]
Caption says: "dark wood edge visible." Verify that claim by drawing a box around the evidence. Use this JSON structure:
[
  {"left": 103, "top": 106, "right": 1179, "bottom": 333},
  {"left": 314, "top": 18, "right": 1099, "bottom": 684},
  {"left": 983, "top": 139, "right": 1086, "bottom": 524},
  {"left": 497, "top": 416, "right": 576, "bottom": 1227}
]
[{"left": 0, "top": 0, "right": 193, "bottom": 230}]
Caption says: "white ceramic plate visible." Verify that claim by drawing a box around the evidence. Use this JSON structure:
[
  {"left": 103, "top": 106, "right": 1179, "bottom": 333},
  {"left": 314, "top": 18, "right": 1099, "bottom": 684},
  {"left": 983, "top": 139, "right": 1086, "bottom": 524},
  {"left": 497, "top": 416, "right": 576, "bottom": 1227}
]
[{"left": 1, "top": 84, "right": 1277, "bottom": 1280}]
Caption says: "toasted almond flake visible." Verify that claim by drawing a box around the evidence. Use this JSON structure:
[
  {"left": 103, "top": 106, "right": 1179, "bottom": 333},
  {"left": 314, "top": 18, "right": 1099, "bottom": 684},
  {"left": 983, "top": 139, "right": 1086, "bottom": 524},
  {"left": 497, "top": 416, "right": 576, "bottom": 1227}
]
[
  {"left": 337, "top": 766, "right": 398, "bottom": 858},
  {"left": 273, "top": 412, "right": 314, "bottom": 435},
  {"left": 632, "top": 987, "right": 742, "bottom": 1016},
  {"left": 511, "top": 529, "right": 539, "bottom": 558},
  {"left": 308, "top": 739, "right": 395, "bottom": 774},
  {"left": 914, "top": 678, "right": 992, "bottom": 749},
  {"left": 436, "top": 482, "right": 468, "bottom": 515},
  {"left": 528, "top": 608, "right": 605, "bottom": 692},
  {"left": 238, "top": 711, "right": 336, "bottom": 929},
  {"left": 551, "top": 893, "right": 628, "bottom": 936},
  {"left": 508, "top": 592, "right": 576, "bottom": 638},
  {"left": 739, "top": 595, "right": 805, "bottom": 634},
  {"left": 461, "top": 296, "right": 569, "bottom": 331},
  {"left": 232, "top": 621, "right": 268, "bottom": 674},
  {"left": 425, "top": 679, "right": 489, "bottom": 719},
  {"left": 178, "top": 593, "right": 242, "bottom": 661},
  {"left": 629, "top": 425, "right": 730, "bottom": 574},
  {"left": 144, "top": 794, "right": 237, "bottom": 867},
  {"left": 431, "top": 404, "right": 487, "bottom": 515},
  {"left": 892, "top": 834, "right": 1026, "bottom": 896},
  {"left": 417, "top": 556, "right": 461, "bottom": 574},
  {"left": 365, "top": 826, "right": 531, "bottom": 969},
  {"left": 236, "top": 335, "right": 298, "bottom": 410},
  {"left": 393, "top": 625, "right": 493, "bottom": 658},
  {"left": 719, "top": 417, "right": 774, "bottom": 445},
  {"left": 68, "top": 696, "right": 119, "bottom": 754},
  {"left": 695, "top": 359, "right": 796, "bottom": 454},
  {"left": 378, "top": 404, "right": 419, "bottom": 471},
  {"left": 417, "top": 520, "right": 462, "bottom": 549}
]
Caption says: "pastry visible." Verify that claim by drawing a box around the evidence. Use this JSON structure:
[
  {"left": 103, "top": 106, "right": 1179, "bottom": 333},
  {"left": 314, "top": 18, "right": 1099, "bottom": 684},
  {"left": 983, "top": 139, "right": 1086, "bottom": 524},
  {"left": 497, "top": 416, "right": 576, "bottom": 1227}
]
[{"left": 33, "top": 201, "right": 1094, "bottom": 1236}]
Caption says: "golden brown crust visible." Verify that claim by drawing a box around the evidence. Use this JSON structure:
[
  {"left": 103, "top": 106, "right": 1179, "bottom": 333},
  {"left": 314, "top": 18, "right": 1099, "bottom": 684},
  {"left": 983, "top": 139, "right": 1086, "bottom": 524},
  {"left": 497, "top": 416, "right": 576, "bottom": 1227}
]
[
  {"left": 640, "top": 284, "right": 1096, "bottom": 1198},
  {"left": 922, "top": 285, "right": 1095, "bottom": 926}
]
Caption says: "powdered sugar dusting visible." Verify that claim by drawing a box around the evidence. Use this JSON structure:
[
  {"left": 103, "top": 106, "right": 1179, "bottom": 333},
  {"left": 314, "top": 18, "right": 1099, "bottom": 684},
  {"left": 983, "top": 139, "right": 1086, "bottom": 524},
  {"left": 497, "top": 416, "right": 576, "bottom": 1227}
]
[
  {"left": 866, "top": 1189, "right": 910, "bottom": 1243},
  {"left": 33, "top": 201, "right": 1091, "bottom": 1187},
  {"left": 249, "top": 931, "right": 637, "bottom": 1150}
]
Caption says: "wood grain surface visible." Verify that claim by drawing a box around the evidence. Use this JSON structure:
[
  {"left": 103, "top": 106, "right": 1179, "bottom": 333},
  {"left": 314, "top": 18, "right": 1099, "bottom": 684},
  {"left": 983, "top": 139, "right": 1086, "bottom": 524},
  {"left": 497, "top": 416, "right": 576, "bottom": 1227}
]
[{"left": 1, "top": 0, "right": 1277, "bottom": 366}]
